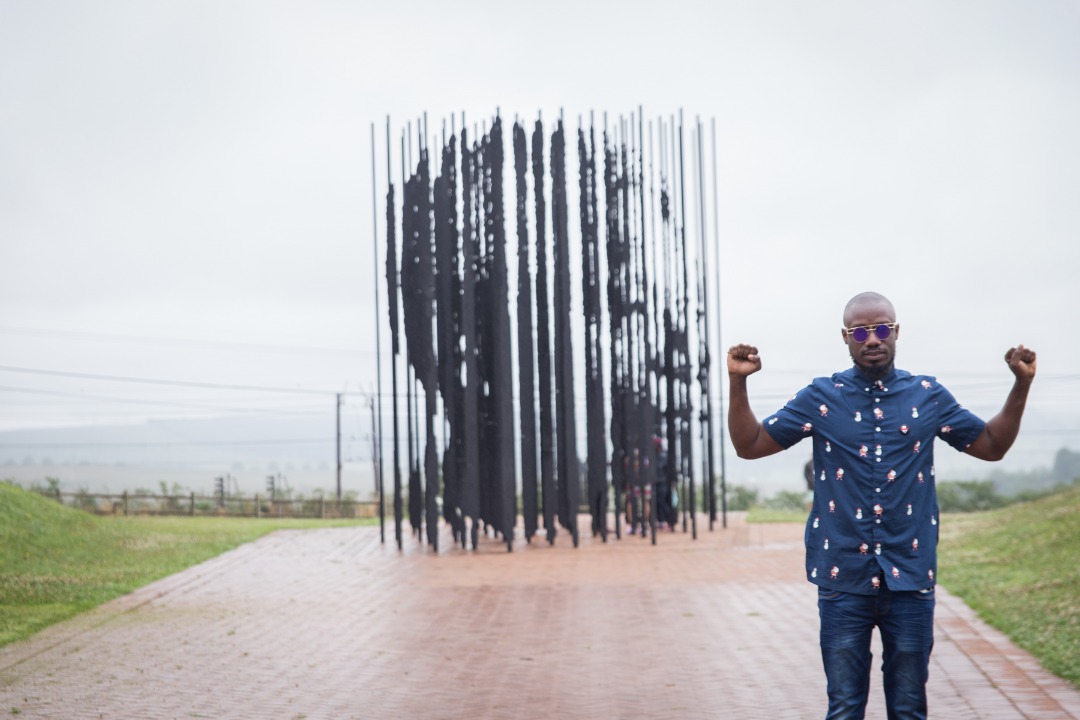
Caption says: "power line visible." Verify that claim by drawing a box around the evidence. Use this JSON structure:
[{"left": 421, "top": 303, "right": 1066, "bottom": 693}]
[
  {"left": 0, "top": 384, "right": 328, "bottom": 415},
  {"left": 0, "top": 438, "right": 333, "bottom": 449},
  {"left": 0, "top": 325, "right": 365, "bottom": 358},
  {"left": 0, "top": 364, "right": 340, "bottom": 396}
]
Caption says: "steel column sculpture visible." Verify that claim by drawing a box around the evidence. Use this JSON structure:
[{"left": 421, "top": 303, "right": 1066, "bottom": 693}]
[{"left": 377, "top": 109, "right": 721, "bottom": 553}]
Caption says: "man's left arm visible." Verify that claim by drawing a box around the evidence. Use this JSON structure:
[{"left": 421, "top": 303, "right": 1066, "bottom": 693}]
[{"left": 964, "top": 344, "right": 1037, "bottom": 462}]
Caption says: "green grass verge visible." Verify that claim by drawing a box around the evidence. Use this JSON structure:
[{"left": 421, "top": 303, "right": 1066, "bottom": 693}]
[
  {"left": 939, "top": 483, "right": 1080, "bottom": 686},
  {"left": 745, "top": 507, "right": 808, "bottom": 524},
  {"left": 742, "top": 486, "right": 1079, "bottom": 686},
  {"left": 0, "top": 481, "right": 375, "bottom": 648}
]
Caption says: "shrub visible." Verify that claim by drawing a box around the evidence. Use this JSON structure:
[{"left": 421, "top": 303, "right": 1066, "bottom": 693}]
[
  {"left": 727, "top": 485, "right": 759, "bottom": 511},
  {"left": 936, "top": 480, "right": 1008, "bottom": 513},
  {"left": 762, "top": 489, "right": 810, "bottom": 511}
]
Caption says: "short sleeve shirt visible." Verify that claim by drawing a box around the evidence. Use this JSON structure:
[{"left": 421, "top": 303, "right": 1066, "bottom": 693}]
[{"left": 763, "top": 366, "right": 985, "bottom": 595}]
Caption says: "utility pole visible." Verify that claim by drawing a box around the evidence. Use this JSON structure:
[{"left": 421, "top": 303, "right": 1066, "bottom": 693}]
[{"left": 336, "top": 392, "right": 343, "bottom": 503}]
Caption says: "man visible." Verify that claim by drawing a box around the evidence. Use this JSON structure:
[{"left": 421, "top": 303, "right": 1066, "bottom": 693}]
[{"left": 726, "top": 291, "right": 1036, "bottom": 719}]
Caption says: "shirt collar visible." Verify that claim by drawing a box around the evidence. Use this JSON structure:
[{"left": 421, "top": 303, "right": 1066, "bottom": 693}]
[{"left": 845, "top": 365, "right": 901, "bottom": 387}]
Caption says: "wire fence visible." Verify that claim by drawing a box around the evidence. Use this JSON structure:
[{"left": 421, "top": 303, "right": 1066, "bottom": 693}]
[{"left": 37, "top": 488, "right": 378, "bottom": 520}]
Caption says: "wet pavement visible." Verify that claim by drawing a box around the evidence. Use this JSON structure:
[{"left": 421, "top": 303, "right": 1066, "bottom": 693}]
[{"left": 1, "top": 513, "right": 1077, "bottom": 719}]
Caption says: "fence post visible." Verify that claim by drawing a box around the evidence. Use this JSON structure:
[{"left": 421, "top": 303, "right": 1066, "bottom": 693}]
[
  {"left": 255, "top": 493, "right": 261, "bottom": 518},
  {"left": 320, "top": 496, "right": 325, "bottom": 519},
  {"left": 123, "top": 490, "right": 129, "bottom": 516},
  {"left": 190, "top": 492, "right": 196, "bottom": 516}
]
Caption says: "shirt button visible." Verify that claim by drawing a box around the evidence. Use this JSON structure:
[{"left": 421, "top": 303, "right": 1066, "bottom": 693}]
[
  {"left": 875, "top": 427, "right": 881, "bottom": 432},
  {"left": 875, "top": 398, "right": 881, "bottom": 403},
  {"left": 875, "top": 488, "right": 881, "bottom": 493},
  {"left": 865, "top": 387, "right": 870, "bottom": 392},
  {"left": 875, "top": 519, "right": 881, "bottom": 524},
  {"left": 875, "top": 458, "right": 881, "bottom": 463}
]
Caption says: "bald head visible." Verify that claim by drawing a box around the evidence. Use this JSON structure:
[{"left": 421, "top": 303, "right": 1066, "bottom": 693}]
[{"left": 843, "top": 292, "right": 896, "bottom": 327}]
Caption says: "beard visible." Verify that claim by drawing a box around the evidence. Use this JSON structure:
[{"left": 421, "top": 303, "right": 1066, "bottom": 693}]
[
  {"left": 857, "top": 362, "right": 893, "bottom": 381},
  {"left": 852, "top": 355, "right": 894, "bottom": 381}
]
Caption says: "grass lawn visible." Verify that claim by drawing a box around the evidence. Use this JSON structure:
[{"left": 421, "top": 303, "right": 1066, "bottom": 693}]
[
  {"left": 745, "top": 506, "right": 808, "bottom": 524},
  {"left": 0, "top": 481, "right": 375, "bottom": 648},
  {"left": 4, "top": 480, "right": 1077, "bottom": 688},
  {"left": 741, "top": 485, "right": 1079, "bottom": 687},
  {"left": 938, "top": 483, "right": 1079, "bottom": 686}
]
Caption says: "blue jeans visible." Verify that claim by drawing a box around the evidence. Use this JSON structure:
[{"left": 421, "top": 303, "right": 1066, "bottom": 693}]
[{"left": 817, "top": 582, "right": 935, "bottom": 720}]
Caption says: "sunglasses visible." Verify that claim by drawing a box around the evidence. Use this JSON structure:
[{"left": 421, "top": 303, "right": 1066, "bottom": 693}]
[{"left": 843, "top": 323, "right": 898, "bottom": 343}]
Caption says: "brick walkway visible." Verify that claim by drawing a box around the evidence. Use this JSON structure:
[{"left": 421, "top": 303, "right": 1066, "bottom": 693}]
[{"left": 1, "top": 514, "right": 1077, "bottom": 719}]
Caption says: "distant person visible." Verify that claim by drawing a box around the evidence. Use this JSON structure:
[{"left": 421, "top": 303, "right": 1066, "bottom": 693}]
[
  {"left": 654, "top": 437, "right": 676, "bottom": 531},
  {"left": 626, "top": 446, "right": 651, "bottom": 537},
  {"left": 726, "top": 291, "right": 1036, "bottom": 719}
]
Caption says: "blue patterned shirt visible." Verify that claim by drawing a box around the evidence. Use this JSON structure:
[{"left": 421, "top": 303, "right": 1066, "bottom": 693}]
[{"left": 763, "top": 366, "right": 985, "bottom": 595}]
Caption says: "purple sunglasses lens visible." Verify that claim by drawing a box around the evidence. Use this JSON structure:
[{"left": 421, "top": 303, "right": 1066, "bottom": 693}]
[
  {"left": 874, "top": 324, "right": 892, "bottom": 340},
  {"left": 851, "top": 327, "right": 869, "bottom": 343}
]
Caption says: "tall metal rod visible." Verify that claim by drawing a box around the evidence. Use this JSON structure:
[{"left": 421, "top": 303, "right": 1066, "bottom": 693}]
[
  {"left": 370, "top": 122, "right": 385, "bottom": 544},
  {"left": 669, "top": 115, "right": 684, "bottom": 535},
  {"left": 551, "top": 115, "right": 580, "bottom": 548},
  {"left": 666, "top": 115, "right": 682, "bottom": 535},
  {"left": 677, "top": 110, "right": 695, "bottom": 540},
  {"left": 647, "top": 116, "right": 660, "bottom": 544},
  {"left": 711, "top": 117, "right": 728, "bottom": 529},
  {"left": 460, "top": 122, "right": 481, "bottom": 549},
  {"left": 514, "top": 121, "right": 539, "bottom": 543},
  {"left": 580, "top": 115, "right": 605, "bottom": 542},
  {"left": 696, "top": 116, "right": 716, "bottom": 531},
  {"left": 386, "top": 117, "right": 403, "bottom": 550},
  {"left": 635, "top": 108, "right": 656, "bottom": 546},
  {"left": 402, "top": 130, "right": 421, "bottom": 541},
  {"left": 531, "top": 115, "right": 556, "bottom": 545},
  {"left": 603, "top": 113, "right": 624, "bottom": 541}
]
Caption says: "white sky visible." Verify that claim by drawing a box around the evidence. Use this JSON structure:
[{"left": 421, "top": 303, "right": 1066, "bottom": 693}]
[{"left": 2, "top": 1, "right": 1078, "bottom": 490}]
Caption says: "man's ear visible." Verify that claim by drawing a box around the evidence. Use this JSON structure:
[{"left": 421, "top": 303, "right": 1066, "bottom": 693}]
[
  {"left": 840, "top": 329, "right": 848, "bottom": 343},
  {"left": 894, "top": 324, "right": 900, "bottom": 339}
]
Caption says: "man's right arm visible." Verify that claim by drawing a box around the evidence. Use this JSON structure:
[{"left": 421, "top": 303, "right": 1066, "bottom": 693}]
[{"left": 727, "top": 343, "right": 784, "bottom": 459}]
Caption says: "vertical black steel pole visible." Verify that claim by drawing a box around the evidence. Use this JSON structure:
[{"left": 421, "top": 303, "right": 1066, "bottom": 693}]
[
  {"left": 402, "top": 131, "right": 421, "bottom": 541},
  {"left": 668, "top": 115, "right": 685, "bottom": 535},
  {"left": 434, "top": 130, "right": 461, "bottom": 545},
  {"left": 533, "top": 118, "right": 557, "bottom": 546},
  {"left": 552, "top": 116, "right": 580, "bottom": 548},
  {"left": 604, "top": 116, "right": 625, "bottom": 541},
  {"left": 711, "top": 117, "right": 728, "bottom": 530},
  {"left": 460, "top": 124, "right": 481, "bottom": 549},
  {"left": 514, "top": 121, "right": 539, "bottom": 543},
  {"left": 488, "top": 116, "right": 517, "bottom": 552},
  {"left": 580, "top": 118, "right": 606, "bottom": 542},
  {"left": 371, "top": 123, "right": 385, "bottom": 543},
  {"left": 696, "top": 117, "right": 716, "bottom": 532},
  {"left": 386, "top": 118, "right": 403, "bottom": 550},
  {"left": 677, "top": 110, "right": 696, "bottom": 540},
  {"left": 647, "top": 116, "right": 660, "bottom": 545},
  {"left": 638, "top": 109, "right": 658, "bottom": 546}
]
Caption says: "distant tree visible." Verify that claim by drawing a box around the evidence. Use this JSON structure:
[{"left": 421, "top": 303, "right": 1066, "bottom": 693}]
[
  {"left": 727, "top": 485, "right": 760, "bottom": 511},
  {"left": 937, "top": 480, "right": 1008, "bottom": 512},
  {"left": 1052, "top": 447, "right": 1080, "bottom": 484},
  {"left": 763, "top": 490, "right": 810, "bottom": 511}
]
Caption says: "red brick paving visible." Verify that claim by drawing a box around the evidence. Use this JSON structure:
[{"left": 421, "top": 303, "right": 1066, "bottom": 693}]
[{"left": 1, "top": 513, "right": 1077, "bottom": 719}]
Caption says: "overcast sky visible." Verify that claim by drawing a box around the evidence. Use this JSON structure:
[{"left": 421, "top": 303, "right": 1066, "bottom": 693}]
[{"left": 2, "top": 1, "right": 1078, "bottom": 487}]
